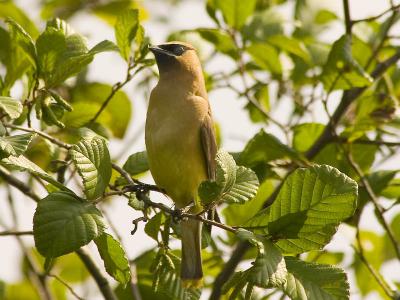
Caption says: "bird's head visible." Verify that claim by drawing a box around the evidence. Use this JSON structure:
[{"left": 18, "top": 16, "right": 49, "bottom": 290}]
[{"left": 149, "top": 41, "right": 201, "bottom": 77}]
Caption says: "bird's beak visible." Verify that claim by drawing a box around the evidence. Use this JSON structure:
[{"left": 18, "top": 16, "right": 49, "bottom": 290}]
[{"left": 149, "top": 45, "right": 175, "bottom": 57}]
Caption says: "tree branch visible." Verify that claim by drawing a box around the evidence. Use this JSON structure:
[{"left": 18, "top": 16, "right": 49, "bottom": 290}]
[{"left": 0, "top": 166, "right": 41, "bottom": 202}]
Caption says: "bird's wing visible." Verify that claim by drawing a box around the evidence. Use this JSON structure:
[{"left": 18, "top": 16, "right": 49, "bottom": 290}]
[{"left": 200, "top": 109, "right": 217, "bottom": 180}]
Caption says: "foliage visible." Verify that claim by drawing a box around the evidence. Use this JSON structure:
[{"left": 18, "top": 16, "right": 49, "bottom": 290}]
[{"left": 1, "top": 1, "right": 400, "bottom": 300}]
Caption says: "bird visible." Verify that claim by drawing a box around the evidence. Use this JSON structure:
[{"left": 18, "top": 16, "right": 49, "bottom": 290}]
[{"left": 145, "top": 41, "right": 217, "bottom": 287}]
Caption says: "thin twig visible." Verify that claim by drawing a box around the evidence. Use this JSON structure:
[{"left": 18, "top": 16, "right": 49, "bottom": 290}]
[
  {"left": 227, "top": 29, "right": 288, "bottom": 136},
  {"left": 345, "top": 149, "right": 400, "bottom": 260},
  {"left": 351, "top": 4, "right": 400, "bottom": 24},
  {"left": 90, "top": 61, "right": 135, "bottom": 123},
  {"left": 48, "top": 274, "right": 84, "bottom": 300},
  {"left": 76, "top": 248, "right": 117, "bottom": 300},
  {"left": 110, "top": 163, "right": 237, "bottom": 233},
  {"left": 4, "top": 123, "right": 72, "bottom": 150},
  {"left": 0, "top": 230, "right": 33, "bottom": 236},
  {"left": 337, "top": 137, "right": 400, "bottom": 147},
  {"left": 364, "top": 8, "right": 400, "bottom": 70},
  {"left": 353, "top": 227, "right": 395, "bottom": 298}
]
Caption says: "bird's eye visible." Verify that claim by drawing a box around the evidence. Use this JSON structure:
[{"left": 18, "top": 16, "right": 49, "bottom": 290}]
[{"left": 173, "top": 46, "right": 185, "bottom": 56}]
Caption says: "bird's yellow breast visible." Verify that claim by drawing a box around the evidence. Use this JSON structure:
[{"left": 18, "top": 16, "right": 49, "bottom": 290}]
[{"left": 145, "top": 85, "right": 209, "bottom": 207}]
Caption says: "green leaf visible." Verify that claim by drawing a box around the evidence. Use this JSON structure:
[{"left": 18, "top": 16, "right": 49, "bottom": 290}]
[
  {"left": 247, "top": 239, "right": 287, "bottom": 288},
  {"left": 238, "top": 129, "right": 301, "bottom": 167},
  {"left": 65, "top": 82, "right": 132, "bottom": 138},
  {"left": 95, "top": 233, "right": 131, "bottom": 286},
  {"left": 314, "top": 9, "right": 338, "bottom": 24},
  {"left": 223, "top": 179, "right": 274, "bottom": 226},
  {"left": 292, "top": 123, "right": 325, "bottom": 153},
  {"left": 57, "top": 253, "right": 90, "bottom": 283},
  {"left": 245, "top": 85, "right": 270, "bottom": 123},
  {"left": 305, "top": 251, "right": 344, "bottom": 265},
  {"left": 381, "top": 178, "right": 400, "bottom": 199},
  {"left": 353, "top": 231, "right": 393, "bottom": 298},
  {"left": 314, "top": 142, "right": 377, "bottom": 176},
  {"left": 33, "top": 191, "right": 106, "bottom": 257},
  {"left": 89, "top": 40, "right": 119, "bottom": 55},
  {"left": 128, "top": 192, "right": 145, "bottom": 210},
  {"left": 144, "top": 212, "right": 164, "bottom": 241},
  {"left": 4, "top": 281, "right": 40, "bottom": 300},
  {"left": 283, "top": 257, "right": 349, "bottom": 300},
  {"left": 247, "top": 43, "right": 282, "bottom": 75},
  {"left": 123, "top": 151, "right": 149, "bottom": 175},
  {"left": 199, "top": 150, "right": 236, "bottom": 204},
  {"left": 320, "top": 35, "right": 372, "bottom": 91},
  {"left": 242, "top": 9, "right": 284, "bottom": 42},
  {"left": 366, "top": 170, "right": 397, "bottom": 196},
  {"left": 246, "top": 165, "right": 358, "bottom": 253},
  {"left": 267, "top": 35, "right": 311, "bottom": 64},
  {"left": 6, "top": 18, "right": 37, "bottom": 66},
  {"left": 222, "top": 271, "right": 248, "bottom": 298},
  {"left": 196, "top": 28, "right": 238, "bottom": 59},
  {"left": 36, "top": 19, "right": 116, "bottom": 87},
  {"left": 1, "top": 155, "right": 68, "bottom": 191},
  {"left": 214, "top": 0, "right": 257, "bottom": 29},
  {"left": 0, "top": 26, "right": 32, "bottom": 92},
  {"left": 0, "top": 133, "right": 34, "bottom": 159},
  {"left": 221, "top": 166, "right": 259, "bottom": 204},
  {"left": 70, "top": 137, "right": 112, "bottom": 199},
  {"left": 0, "top": 2, "right": 39, "bottom": 38},
  {"left": 0, "top": 96, "right": 23, "bottom": 119},
  {"left": 115, "top": 9, "right": 139, "bottom": 61},
  {"left": 152, "top": 252, "right": 201, "bottom": 300},
  {"left": 198, "top": 150, "right": 259, "bottom": 206}
]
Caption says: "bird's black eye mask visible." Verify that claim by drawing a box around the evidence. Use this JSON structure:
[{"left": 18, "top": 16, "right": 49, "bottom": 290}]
[
  {"left": 149, "top": 43, "right": 194, "bottom": 73},
  {"left": 160, "top": 44, "right": 187, "bottom": 56},
  {"left": 150, "top": 44, "right": 192, "bottom": 57}
]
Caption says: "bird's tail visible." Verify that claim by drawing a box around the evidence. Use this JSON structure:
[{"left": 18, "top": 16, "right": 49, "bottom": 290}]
[{"left": 180, "top": 218, "right": 203, "bottom": 287}]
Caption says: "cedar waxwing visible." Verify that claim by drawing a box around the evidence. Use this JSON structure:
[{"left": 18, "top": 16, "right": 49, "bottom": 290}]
[{"left": 145, "top": 42, "right": 217, "bottom": 286}]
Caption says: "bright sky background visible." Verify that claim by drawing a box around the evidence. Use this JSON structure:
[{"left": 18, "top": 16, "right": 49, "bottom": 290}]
[{"left": 1, "top": 0, "right": 400, "bottom": 299}]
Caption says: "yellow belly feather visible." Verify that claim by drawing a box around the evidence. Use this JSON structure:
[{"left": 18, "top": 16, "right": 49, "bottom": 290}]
[{"left": 145, "top": 90, "right": 208, "bottom": 207}]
